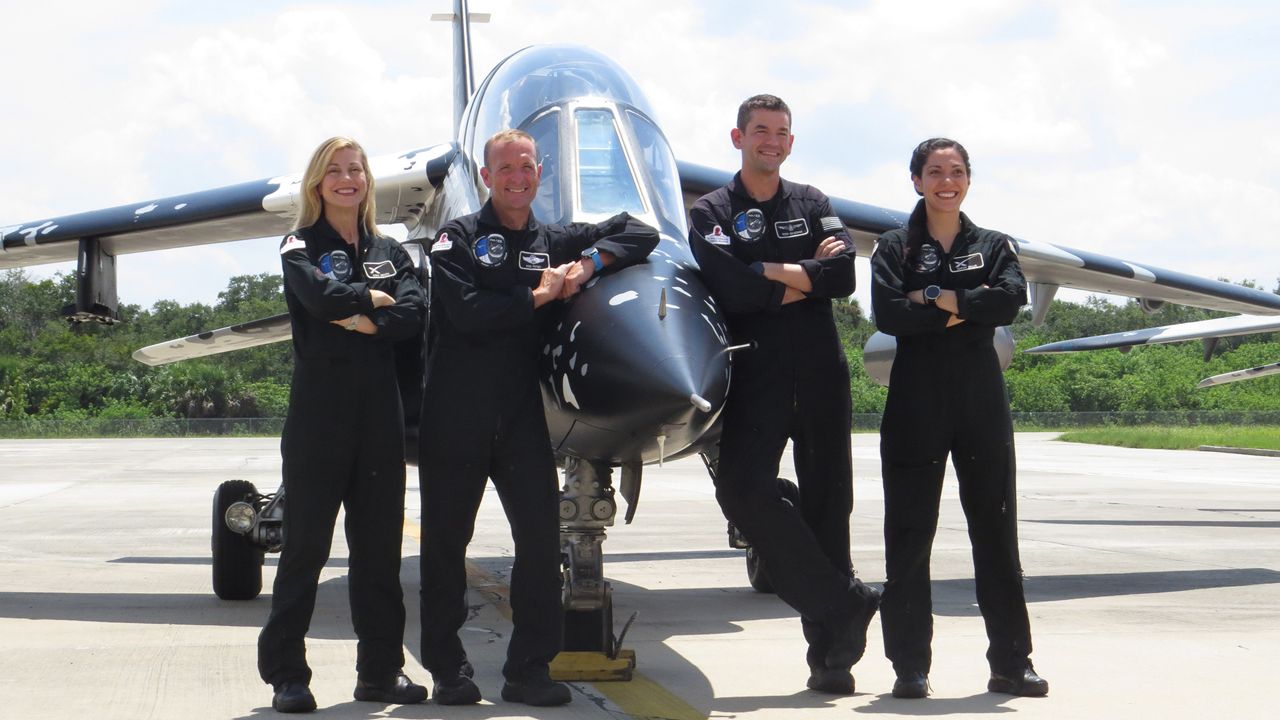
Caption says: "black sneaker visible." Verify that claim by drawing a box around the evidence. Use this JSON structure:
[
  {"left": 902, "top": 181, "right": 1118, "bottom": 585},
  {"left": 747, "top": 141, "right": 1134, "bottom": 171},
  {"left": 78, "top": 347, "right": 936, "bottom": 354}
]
[
  {"left": 501, "top": 668, "right": 571, "bottom": 706},
  {"left": 824, "top": 583, "right": 882, "bottom": 669},
  {"left": 806, "top": 667, "right": 855, "bottom": 694},
  {"left": 353, "top": 670, "right": 428, "bottom": 704},
  {"left": 272, "top": 682, "right": 317, "bottom": 713},
  {"left": 433, "top": 670, "right": 481, "bottom": 706},
  {"left": 988, "top": 664, "right": 1049, "bottom": 697},
  {"left": 892, "top": 671, "right": 929, "bottom": 699}
]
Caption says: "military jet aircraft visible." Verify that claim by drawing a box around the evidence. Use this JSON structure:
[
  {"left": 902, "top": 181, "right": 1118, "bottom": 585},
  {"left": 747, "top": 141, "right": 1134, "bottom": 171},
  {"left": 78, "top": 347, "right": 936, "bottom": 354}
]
[{"left": 5, "top": 0, "right": 1280, "bottom": 659}]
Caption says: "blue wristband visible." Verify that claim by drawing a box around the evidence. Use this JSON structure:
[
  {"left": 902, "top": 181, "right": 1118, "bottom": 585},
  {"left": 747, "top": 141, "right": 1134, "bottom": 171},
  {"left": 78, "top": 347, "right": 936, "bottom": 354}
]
[{"left": 583, "top": 247, "right": 604, "bottom": 272}]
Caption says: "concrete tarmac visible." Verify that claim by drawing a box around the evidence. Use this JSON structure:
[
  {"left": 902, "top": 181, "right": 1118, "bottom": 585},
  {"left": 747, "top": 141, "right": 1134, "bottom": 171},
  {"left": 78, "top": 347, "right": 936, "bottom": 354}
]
[{"left": 0, "top": 434, "right": 1277, "bottom": 719}]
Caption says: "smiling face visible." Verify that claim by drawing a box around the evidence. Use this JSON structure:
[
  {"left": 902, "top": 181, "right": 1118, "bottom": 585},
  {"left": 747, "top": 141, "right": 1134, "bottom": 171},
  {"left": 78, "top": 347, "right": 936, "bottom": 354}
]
[
  {"left": 319, "top": 147, "right": 368, "bottom": 211},
  {"left": 913, "top": 147, "right": 970, "bottom": 214},
  {"left": 481, "top": 136, "right": 541, "bottom": 220},
  {"left": 732, "top": 108, "right": 793, "bottom": 175}
]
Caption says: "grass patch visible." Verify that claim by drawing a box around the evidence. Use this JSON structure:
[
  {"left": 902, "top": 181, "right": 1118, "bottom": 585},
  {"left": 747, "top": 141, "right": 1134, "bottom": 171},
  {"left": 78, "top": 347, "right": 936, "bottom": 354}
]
[{"left": 1056, "top": 425, "right": 1280, "bottom": 451}]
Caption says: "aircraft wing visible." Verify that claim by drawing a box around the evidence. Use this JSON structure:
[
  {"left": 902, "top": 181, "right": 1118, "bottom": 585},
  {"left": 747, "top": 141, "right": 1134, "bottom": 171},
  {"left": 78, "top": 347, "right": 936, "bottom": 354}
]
[
  {"left": 132, "top": 314, "right": 293, "bottom": 366},
  {"left": 1026, "top": 315, "right": 1280, "bottom": 353},
  {"left": 1, "top": 144, "right": 457, "bottom": 268},
  {"left": 676, "top": 161, "right": 1280, "bottom": 317}
]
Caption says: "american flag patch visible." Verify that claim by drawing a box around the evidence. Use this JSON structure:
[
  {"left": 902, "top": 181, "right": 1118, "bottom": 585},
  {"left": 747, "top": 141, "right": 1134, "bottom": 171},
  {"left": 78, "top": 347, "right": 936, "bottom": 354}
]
[{"left": 820, "top": 216, "right": 843, "bottom": 233}]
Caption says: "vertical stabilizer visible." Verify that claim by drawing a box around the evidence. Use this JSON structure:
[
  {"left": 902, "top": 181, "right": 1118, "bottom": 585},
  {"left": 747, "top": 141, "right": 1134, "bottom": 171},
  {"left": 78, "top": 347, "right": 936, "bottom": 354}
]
[{"left": 431, "top": 0, "right": 489, "bottom": 137}]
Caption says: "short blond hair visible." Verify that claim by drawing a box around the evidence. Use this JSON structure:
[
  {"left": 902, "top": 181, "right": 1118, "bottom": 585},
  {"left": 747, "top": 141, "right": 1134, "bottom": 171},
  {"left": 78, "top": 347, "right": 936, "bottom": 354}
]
[
  {"left": 293, "top": 136, "right": 378, "bottom": 235},
  {"left": 483, "top": 129, "right": 538, "bottom": 168}
]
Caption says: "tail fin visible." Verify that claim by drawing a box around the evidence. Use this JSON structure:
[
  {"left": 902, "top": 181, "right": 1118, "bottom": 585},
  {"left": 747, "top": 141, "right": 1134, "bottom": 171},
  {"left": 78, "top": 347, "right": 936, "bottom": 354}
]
[{"left": 431, "top": 0, "right": 490, "bottom": 137}]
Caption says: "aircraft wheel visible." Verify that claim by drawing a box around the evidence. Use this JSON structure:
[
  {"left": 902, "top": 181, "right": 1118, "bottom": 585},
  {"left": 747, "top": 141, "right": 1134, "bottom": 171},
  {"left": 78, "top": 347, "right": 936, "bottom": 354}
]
[
  {"left": 777, "top": 477, "right": 800, "bottom": 506},
  {"left": 563, "top": 586, "right": 614, "bottom": 655},
  {"left": 745, "top": 545, "right": 774, "bottom": 593},
  {"left": 744, "top": 478, "right": 800, "bottom": 594},
  {"left": 212, "top": 479, "right": 264, "bottom": 600}
]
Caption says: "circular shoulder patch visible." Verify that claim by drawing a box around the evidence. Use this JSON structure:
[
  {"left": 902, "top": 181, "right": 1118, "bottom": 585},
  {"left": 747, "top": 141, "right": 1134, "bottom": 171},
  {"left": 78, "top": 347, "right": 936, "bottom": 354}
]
[
  {"left": 474, "top": 233, "right": 508, "bottom": 267},
  {"left": 732, "top": 208, "right": 765, "bottom": 242},
  {"left": 914, "top": 244, "right": 941, "bottom": 273}
]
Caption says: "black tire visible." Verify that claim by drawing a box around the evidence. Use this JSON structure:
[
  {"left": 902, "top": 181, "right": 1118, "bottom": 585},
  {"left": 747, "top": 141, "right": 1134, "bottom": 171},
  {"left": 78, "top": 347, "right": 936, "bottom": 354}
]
[
  {"left": 744, "top": 478, "right": 800, "bottom": 594},
  {"left": 212, "top": 479, "right": 264, "bottom": 600},
  {"left": 563, "top": 587, "right": 614, "bottom": 654},
  {"left": 777, "top": 477, "right": 800, "bottom": 507},
  {"left": 745, "top": 545, "right": 774, "bottom": 593}
]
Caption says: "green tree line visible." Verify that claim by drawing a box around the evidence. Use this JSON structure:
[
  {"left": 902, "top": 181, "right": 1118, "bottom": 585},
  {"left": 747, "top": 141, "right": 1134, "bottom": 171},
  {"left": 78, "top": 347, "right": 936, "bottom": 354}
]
[
  {"left": 0, "top": 270, "right": 291, "bottom": 421},
  {"left": 2, "top": 269, "right": 1277, "bottom": 422}
]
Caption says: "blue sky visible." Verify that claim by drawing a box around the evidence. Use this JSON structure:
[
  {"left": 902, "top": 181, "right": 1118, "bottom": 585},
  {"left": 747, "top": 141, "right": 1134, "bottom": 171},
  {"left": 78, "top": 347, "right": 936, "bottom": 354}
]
[{"left": 4, "top": 0, "right": 1278, "bottom": 311}]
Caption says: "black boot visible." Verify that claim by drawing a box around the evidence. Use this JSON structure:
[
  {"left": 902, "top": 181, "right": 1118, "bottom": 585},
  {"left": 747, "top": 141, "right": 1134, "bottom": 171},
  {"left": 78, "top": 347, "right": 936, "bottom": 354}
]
[{"left": 353, "top": 670, "right": 428, "bottom": 704}]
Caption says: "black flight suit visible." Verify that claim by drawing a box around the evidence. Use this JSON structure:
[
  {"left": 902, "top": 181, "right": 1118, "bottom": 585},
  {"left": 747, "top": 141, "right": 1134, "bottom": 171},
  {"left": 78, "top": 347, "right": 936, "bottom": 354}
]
[
  {"left": 689, "top": 172, "right": 876, "bottom": 672},
  {"left": 870, "top": 199, "right": 1033, "bottom": 677},
  {"left": 259, "top": 217, "right": 425, "bottom": 688},
  {"left": 419, "top": 202, "right": 657, "bottom": 682}
]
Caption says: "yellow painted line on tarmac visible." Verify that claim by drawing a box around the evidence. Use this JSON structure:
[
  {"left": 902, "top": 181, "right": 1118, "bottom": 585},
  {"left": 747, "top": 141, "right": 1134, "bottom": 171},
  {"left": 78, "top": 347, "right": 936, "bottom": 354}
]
[{"left": 402, "top": 516, "right": 708, "bottom": 719}]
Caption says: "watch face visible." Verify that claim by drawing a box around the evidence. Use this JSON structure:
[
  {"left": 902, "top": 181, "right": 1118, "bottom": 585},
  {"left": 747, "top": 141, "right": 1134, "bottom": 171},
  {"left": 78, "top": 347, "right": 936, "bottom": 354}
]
[{"left": 925, "top": 285, "right": 941, "bottom": 301}]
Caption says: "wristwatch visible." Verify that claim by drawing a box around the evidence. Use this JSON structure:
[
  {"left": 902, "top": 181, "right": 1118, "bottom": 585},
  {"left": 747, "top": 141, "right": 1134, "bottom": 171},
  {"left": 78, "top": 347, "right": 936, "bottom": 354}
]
[
  {"left": 923, "top": 285, "right": 942, "bottom": 306},
  {"left": 581, "top": 246, "right": 604, "bottom": 273}
]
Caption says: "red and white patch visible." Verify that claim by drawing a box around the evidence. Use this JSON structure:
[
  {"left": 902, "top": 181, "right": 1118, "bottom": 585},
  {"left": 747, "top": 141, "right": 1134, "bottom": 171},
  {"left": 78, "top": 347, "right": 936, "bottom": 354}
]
[
  {"left": 279, "top": 234, "right": 306, "bottom": 255},
  {"left": 707, "top": 225, "right": 730, "bottom": 246},
  {"left": 431, "top": 232, "right": 453, "bottom": 253}
]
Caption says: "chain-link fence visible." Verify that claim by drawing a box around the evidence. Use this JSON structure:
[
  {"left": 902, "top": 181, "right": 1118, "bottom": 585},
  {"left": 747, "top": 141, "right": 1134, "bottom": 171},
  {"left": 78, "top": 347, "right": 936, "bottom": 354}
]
[
  {"left": 851, "top": 411, "right": 1280, "bottom": 432},
  {"left": 3, "top": 412, "right": 1277, "bottom": 439},
  {"left": 0, "top": 417, "right": 285, "bottom": 438}
]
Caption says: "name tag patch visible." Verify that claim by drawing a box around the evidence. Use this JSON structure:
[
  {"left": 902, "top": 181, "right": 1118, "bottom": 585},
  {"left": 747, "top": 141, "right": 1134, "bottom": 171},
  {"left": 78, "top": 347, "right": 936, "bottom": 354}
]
[
  {"left": 775, "top": 218, "right": 808, "bottom": 239},
  {"left": 519, "top": 251, "right": 550, "bottom": 271},
  {"left": 706, "top": 225, "right": 731, "bottom": 246},
  {"left": 950, "top": 252, "right": 985, "bottom": 272}
]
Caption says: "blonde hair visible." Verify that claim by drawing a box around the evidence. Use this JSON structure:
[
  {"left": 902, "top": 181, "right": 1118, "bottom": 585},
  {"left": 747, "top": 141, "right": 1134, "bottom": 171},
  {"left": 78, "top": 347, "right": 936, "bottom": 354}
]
[
  {"left": 293, "top": 136, "right": 378, "bottom": 234},
  {"left": 483, "top": 129, "right": 538, "bottom": 168}
]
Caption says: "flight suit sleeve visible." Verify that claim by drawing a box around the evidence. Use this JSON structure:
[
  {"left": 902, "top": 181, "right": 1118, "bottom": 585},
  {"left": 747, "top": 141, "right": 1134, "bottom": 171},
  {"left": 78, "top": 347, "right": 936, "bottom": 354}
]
[
  {"left": 870, "top": 233, "right": 950, "bottom": 337},
  {"left": 556, "top": 212, "right": 659, "bottom": 268},
  {"left": 428, "top": 224, "right": 535, "bottom": 335},
  {"left": 688, "top": 202, "right": 785, "bottom": 315},
  {"left": 796, "top": 195, "right": 856, "bottom": 299},
  {"left": 368, "top": 242, "right": 425, "bottom": 341},
  {"left": 954, "top": 233, "right": 1028, "bottom": 326},
  {"left": 279, "top": 232, "right": 376, "bottom": 320}
]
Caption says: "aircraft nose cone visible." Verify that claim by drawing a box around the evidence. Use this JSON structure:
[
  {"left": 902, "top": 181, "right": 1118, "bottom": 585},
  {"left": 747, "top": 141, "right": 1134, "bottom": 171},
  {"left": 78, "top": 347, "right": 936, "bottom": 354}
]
[{"left": 540, "top": 263, "right": 730, "bottom": 464}]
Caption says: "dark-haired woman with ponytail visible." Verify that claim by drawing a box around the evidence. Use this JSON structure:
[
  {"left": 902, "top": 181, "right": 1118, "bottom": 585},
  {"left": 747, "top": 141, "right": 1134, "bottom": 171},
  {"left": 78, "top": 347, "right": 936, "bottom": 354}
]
[{"left": 870, "top": 138, "right": 1047, "bottom": 700}]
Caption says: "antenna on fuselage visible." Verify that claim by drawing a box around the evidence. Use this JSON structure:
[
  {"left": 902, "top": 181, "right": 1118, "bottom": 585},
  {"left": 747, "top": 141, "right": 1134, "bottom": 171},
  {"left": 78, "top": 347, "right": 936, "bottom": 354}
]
[{"left": 431, "top": 0, "right": 490, "bottom": 137}]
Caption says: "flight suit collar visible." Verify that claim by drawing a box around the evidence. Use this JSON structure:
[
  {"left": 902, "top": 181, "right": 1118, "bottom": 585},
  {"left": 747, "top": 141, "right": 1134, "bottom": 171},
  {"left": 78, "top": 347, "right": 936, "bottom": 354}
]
[
  {"left": 906, "top": 198, "right": 979, "bottom": 252},
  {"left": 478, "top": 200, "right": 541, "bottom": 235},
  {"left": 313, "top": 214, "right": 371, "bottom": 252},
  {"left": 727, "top": 171, "right": 794, "bottom": 205}
]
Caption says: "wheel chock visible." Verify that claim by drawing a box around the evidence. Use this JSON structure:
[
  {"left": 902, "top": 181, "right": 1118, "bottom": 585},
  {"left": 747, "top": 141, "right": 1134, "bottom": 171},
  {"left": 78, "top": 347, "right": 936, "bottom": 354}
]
[{"left": 549, "top": 649, "right": 636, "bottom": 681}]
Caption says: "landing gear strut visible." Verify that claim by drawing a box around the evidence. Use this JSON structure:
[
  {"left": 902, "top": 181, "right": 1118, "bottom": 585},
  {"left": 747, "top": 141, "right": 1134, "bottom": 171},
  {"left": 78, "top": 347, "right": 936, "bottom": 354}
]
[{"left": 555, "top": 458, "right": 637, "bottom": 680}]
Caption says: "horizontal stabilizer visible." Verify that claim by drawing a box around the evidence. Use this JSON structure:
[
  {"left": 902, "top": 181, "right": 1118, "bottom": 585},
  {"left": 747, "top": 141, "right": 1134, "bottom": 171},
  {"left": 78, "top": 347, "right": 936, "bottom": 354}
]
[
  {"left": 1028, "top": 315, "right": 1280, "bottom": 354},
  {"left": 132, "top": 313, "right": 292, "bottom": 366},
  {"left": 1197, "top": 361, "right": 1280, "bottom": 388}
]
